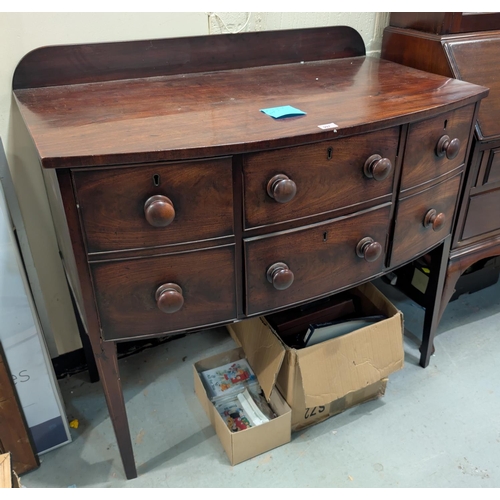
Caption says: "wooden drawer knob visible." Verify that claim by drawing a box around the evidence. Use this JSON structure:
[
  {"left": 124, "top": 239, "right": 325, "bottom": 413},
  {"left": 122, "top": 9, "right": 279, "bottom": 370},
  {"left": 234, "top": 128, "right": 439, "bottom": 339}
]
[
  {"left": 267, "top": 174, "right": 297, "bottom": 203},
  {"left": 436, "top": 135, "right": 460, "bottom": 160},
  {"left": 144, "top": 195, "right": 175, "bottom": 227},
  {"left": 423, "top": 209, "right": 446, "bottom": 232},
  {"left": 155, "top": 283, "right": 184, "bottom": 313},
  {"left": 363, "top": 154, "right": 392, "bottom": 181},
  {"left": 266, "top": 262, "right": 294, "bottom": 290},
  {"left": 356, "top": 237, "right": 382, "bottom": 262}
]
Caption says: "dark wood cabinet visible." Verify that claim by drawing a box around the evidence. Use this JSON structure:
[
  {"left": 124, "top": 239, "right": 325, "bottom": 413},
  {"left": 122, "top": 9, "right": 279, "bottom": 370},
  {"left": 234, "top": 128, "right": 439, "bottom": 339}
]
[
  {"left": 382, "top": 13, "right": 500, "bottom": 324},
  {"left": 13, "top": 26, "right": 487, "bottom": 480},
  {"left": 389, "top": 12, "right": 500, "bottom": 35}
]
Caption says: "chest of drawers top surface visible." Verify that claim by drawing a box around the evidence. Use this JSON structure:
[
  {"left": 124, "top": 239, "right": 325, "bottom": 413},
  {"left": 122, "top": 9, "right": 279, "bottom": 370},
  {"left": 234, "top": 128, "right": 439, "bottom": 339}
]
[{"left": 13, "top": 27, "right": 487, "bottom": 170}]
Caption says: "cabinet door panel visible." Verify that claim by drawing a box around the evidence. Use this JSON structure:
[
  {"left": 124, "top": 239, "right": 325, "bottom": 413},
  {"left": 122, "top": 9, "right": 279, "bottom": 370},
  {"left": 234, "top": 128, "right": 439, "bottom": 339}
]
[{"left": 462, "top": 187, "right": 500, "bottom": 240}]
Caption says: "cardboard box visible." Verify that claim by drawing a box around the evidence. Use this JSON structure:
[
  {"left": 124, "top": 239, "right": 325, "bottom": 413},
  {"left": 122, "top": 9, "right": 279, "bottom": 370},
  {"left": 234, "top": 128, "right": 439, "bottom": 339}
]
[
  {"left": 193, "top": 346, "right": 291, "bottom": 465},
  {"left": 228, "top": 282, "right": 404, "bottom": 431},
  {"left": 0, "top": 453, "right": 21, "bottom": 488}
]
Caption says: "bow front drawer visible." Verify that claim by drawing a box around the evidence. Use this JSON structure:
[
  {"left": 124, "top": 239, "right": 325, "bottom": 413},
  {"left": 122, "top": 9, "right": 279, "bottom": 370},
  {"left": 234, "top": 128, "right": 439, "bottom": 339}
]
[
  {"left": 90, "top": 245, "right": 237, "bottom": 341},
  {"left": 242, "top": 127, "right": 398, "bottom": 229},
  {"left": 244, "top": 203, "right": 391, "bottom": 315},
  {"left": 401, "top": 105, "right": 474, "bottom": 191},
  {"left": 73, "top": 158, "right": 234, "bottom": 253},
  {"left": 391, "top": 173, "right": 462, "bottom": 267}
]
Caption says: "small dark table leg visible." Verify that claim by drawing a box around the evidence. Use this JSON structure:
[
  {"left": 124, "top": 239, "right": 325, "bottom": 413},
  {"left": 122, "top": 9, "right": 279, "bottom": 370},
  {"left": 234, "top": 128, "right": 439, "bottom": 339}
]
[
  {"left": 79, "top": 329, "right": 100, "bottom": 383},
  {"left": 91, "top": 338, "right": 137, "bottom": 479},
  {"left": 66, "top": 275, "right": 100, "bottom": 383},
  {"left": 420, "top": 236, "right": 452, "bottom": 367}
]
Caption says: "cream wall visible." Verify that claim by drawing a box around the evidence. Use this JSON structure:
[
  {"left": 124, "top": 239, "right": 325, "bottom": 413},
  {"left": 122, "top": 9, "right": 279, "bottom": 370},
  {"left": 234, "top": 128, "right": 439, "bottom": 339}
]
[
  {"left": 209, "top": 12, "right": 389, "bottom": 54},
  {"left": 0, "top": 12, "right": 389, "bottom": 357}
]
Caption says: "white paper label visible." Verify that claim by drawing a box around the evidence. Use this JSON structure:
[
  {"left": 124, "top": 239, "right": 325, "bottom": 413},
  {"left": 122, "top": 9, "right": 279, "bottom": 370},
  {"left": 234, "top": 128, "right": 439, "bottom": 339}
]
[{"left": 318, "top": 122, "right": 339, "bottom": 130}]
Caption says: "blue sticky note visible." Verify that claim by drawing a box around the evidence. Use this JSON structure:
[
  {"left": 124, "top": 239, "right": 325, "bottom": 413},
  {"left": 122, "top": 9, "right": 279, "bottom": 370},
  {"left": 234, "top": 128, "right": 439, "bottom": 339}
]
[{"left": 260, "top": 105, "right": 306, "bottom": 119}]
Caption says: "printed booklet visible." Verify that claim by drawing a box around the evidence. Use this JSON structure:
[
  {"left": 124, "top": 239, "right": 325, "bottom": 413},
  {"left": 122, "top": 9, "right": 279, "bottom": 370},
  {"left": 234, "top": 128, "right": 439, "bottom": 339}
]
[
  {"left": 200, "top": 359, "right": 277, "bottom": 432},
  {"left": 200, "top": 358, "right": 259, "bottom": 401}
]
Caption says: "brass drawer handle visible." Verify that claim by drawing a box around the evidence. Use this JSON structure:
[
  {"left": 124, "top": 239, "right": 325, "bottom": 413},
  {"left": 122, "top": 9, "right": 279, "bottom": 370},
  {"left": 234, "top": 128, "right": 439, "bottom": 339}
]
[
  {"left": 356, "top": 237, "right": 382, "bottom": 262},
  {"left": 155, "top": 283, "right": 184, "bottom": 313},
  {"left": 436, "top": 135, "right": 460, "bottom": 160},
  {"left": 363, "top": 154, "right": 392, "bottom": 181},
  {"left": 267, "top": 174, "right": 297, "bottom": 203},
  {"left": 266, "top": 262, "right": 294, "bottom": 290},
  {"left": 144, "top": 195, "right": 175, "bottom": 227},
  {"left": 423, "top": 209, "right": 446, "bottom": 232}
]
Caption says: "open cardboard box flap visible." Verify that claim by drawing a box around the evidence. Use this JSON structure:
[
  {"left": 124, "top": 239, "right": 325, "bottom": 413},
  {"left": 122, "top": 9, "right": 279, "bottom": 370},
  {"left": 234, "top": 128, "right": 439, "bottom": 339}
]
[
  {"left": 229, "top": 282, "right": 404, "bottom": 409},
  {"left": 295, "top": 315, "right": 403, "bottom": 407},
  {"left": 294, "top": 283, "right": 404, "bottom": 407},
  {"left": 227, "top": 319, "right": 285, "bottom": 401}
]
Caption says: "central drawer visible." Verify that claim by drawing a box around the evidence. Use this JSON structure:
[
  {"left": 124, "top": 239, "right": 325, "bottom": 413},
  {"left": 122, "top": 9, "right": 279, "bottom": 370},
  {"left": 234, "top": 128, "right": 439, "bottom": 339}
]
[
  {"left": 73, "top": 157, "right": 234, "bottom": 253},
  {"left": 242, "top": 127, "right": 398, "bottom": 229},
  {"left": 91, "top": 245, "right": 237, "bottom": 340},
  {"left": 244, "top": 204, "right": 391, "bottom": 315}
]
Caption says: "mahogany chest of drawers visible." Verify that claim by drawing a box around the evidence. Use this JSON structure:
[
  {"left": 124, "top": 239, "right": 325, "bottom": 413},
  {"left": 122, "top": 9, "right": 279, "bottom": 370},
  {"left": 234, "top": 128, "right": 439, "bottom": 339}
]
[{"left": 13, "top": 26, "right": 487, "bottom": 479}]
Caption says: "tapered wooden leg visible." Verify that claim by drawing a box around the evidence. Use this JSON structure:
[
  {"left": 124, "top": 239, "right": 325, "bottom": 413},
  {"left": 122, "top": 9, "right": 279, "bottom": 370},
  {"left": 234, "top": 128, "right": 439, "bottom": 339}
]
[
  {"left": 420, "top": 236, "right": 452, "bottom": 367},
  {"left": 438, "top": 261, "right": 464, "bottom": 325},
  {"left": 90, "top": 338, "right": 137, "bottom": 479},
  {"left": 55, "top": 169, "right": 137, "bottom": 479}
]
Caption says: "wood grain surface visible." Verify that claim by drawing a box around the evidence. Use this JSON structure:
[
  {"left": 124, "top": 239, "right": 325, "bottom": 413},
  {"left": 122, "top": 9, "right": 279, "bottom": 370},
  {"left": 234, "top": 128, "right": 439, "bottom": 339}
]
[
  {"left": 244, "top": 204, "right": 391, "bottom": 315},
  {"left": 14, "top": 57, "right": 488, "bottom": 169},
  {"left": 243, "top": 127, "right": 398, "bottom": 229},
  {"left": 13, "top": 26, "right": 365, "bottom": 89},
  {"left": 401, "top": 104, "right": 474, "bottom": 191},
  {"left": 91, "top": 245, "right": 237, "bottom": 340},
  {"left": 73, "top": 158, "right": 234, "bottom": 253},
  {"left": 391, "top": 173, "right": 462, "bottom": 267},
  {"left": 447, "top": 32, "right": 500, "bottom": 140}
]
